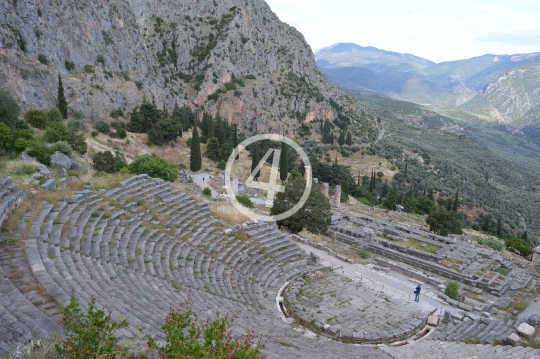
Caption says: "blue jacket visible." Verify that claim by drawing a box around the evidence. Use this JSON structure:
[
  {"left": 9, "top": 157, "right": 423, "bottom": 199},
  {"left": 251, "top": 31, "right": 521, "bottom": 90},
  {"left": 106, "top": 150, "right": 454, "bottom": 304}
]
[{"left": 415, "top": 286, "right": 421, "bottom": 294}]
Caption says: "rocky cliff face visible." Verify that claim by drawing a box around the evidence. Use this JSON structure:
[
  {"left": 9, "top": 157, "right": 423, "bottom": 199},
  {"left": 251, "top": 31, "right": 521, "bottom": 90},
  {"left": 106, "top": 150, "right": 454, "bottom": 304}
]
[
  {"left": 463, "top": 64, "right": 540, "bottom": 126},
  {"left": 0, "top": 0, "right": 376, "bottom": 139}
]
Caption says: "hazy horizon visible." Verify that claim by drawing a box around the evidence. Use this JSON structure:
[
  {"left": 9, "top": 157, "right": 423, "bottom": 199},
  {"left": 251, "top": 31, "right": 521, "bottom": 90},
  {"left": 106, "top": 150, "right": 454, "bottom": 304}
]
[{"left": 265, "top": 0, "right": 540, "bottom": 63}]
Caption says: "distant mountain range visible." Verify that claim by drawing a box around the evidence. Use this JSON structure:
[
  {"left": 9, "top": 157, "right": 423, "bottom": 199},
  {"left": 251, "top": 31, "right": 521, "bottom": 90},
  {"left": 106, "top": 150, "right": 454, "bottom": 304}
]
[{"left": 316, "top": 43, "right": 540, "bottom": 126}]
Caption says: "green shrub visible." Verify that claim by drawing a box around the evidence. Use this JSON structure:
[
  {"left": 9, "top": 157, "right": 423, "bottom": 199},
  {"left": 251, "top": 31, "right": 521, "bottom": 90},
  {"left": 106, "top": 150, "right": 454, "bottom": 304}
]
[
  {"left": 116, "top": 128, "right": 127, "bottom": 139},
  {"left": 65, "top": 60, "right": 75, "bottom": 71},
  {"left": 67, "top": 120, "right": 80, "bottom": 131},
  {"left": 37, "top": 53, "right": 49, "bottom": 65},
  {"left": 83, "top": 64, "right": 95, "bottom": 73},
  {"left": 47, "top": 108, "right": 63, "bottom": 122},
  {"left": 94, "top": 120, "right": 110, "bottom": 134},
  {"left": 506, "top": 238, "right": 533, "bottom": 259},
  {"left": 52, "top": 141, "right": 73, "bottom": 156},
  {"left": 109, "top": 108, "right": 124, "bottom": 119},
  {"left": 27, "top": 139, "right": 52, "bottom": 165},
  {"left": 0, "top": 88, "right": 20, "bottom": 129},
  {"left": 12, "top": 164, "right": 38, "bottom": 175},
  {"left": 128, "top": 154, "right": 178, "bottom": 182},
  {"left": 13, "top": 137, "right": 28, "bottom": 152},
  {"left": 202, "top": 187, "right": 211, "bottom": 197},
  {"left": 445, "top": 280, "right": 459, "bottom": 300},
  {"left": 55, "top": 295, "right": 128, "bottom": 359},
  {"left": 217, "top": 160, "right": 226, "bottom": 170},
  {"left": 359, "top": 197, "right": 370, "bottom": 205},
  {"left": 24, "top": 109, "right": 48, "bottom": 129},
  {"left": 44, "top": 121, "right": 69, "bottom": 143},
  {"left": 0, "top": 122, "right": 14, "bottom": 150},
  {"left": 92, "top": 151, "right": 116, "bottom": 173},
  {"left": 475, "top": 236, "right": 505, "bottom": 251},
  {"left": 68, "top": 130, "right": 87, "bottom": 155},
  {"left": 355, "top": 249, "right": 371, "bottom": 259},
  {"left": 236, "top": 195, "right": 254, "bottom": 208},
  {"left": 91, "top": 130, "right": 99, "bottom": 137},
  {"left": 96, "top": 54, "right": 105, "bottom": 64}
]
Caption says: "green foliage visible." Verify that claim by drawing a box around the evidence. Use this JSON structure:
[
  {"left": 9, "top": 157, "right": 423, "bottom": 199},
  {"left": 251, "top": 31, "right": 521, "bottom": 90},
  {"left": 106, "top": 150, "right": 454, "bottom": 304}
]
[
  {"left": 445, "top": 280, "right": 459, "bottom": 300},
  {"left": 474, "top": 236, "right": 505, "bottom": 251},
  {"left": 44, "top": 121, "right": 69, "bottom": 143},
  {"left": 426, "top": 210, "right": 463, "bottom": 236},
  {"left": 57, "top": 75, "right": 68, "bottom": 119},
  {"left": 190, "top": 127, "right": 202, "bottom": 172},
  {"left": 92, "top": 151, "right": 117, "bottom": 173},
  {"left": 68, "top": 128, "right": 87, "bottom": 156},
  {"left": 47, "top": 107, "right": 63, "bottom": 122},
  {"left": 24, "top": 109, "right": 48, "bottom": 129},
  {"left": 217, "top": 160, "right": 226, "bottom": 170},
  {"left": 83, "top": 64, "right": 95, "bottom": 73},
  {"left": 52, "top": 140, "right": 73, "bottom": 156},
  {"left": 55, "top": 295, "right": 128, "bottom": 359},
  {"left": 96, "top": 54, "right": 106, "bottom": 65},
  {"left": 65, "top": 60, "right": 75, "bottom": 71},
  {"left": 13, "top": 137, "right": 28, "bottom": 152},
  {"left": 272, "top": 176, "right": 331, "bottom": 234},
  {"left": 95, "top": 120, "right": 111, "bottom": 134},
  {"left": 12, "top": 164, "right": 39, "bottom": 176},
  {"left": 206, "top": 137, "right": 221, "bottom": 161},
  {"left": 279, "top": 142, "right": 289, "bottom": 182},
  {"left": 27, "top": 139, "right": 52, "bottom": 165},
  {"left": 355, "top": 249, "right": 371, "bottom": 259},
  {"left": 129, "top": 154, "right": 178, "bottom": 182},
  {"left": 505, "top": 238, "right": 533, "bottom": 259},
  {"left": 109, "top": 108, "right": 124, "bottom": 119},
  {"left": 0, "top": 88, "right": 20, "bottom": 129},
  {"left": 236, "top": 196, "right": 254, "bottom": 208},
  {"left": 202, "top": 187, "right": 211, "bottom": 197},
  {"left": 250, "top": 145, "right": 260, "bottom": 180},
  {"left": 37, "top": 53, "right": 49, "bottom": 65},
  {"left": 116, "top": 128, "right": 127, "bottom": 139},
  {"left": 147, "top": 301, "right": 264, "bottom": 359},
  {"left": 0, "top": 123, "right": 14, "bottom": 150},
  {"left": 91, "top": 130, "right": 99, "bottom": 137}
]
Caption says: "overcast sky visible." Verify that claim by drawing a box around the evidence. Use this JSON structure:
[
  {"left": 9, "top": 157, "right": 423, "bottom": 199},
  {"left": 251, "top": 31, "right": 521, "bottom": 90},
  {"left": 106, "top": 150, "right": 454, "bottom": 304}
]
[{"left": 264, "top": 0, "right": 540, "bottom": 63}]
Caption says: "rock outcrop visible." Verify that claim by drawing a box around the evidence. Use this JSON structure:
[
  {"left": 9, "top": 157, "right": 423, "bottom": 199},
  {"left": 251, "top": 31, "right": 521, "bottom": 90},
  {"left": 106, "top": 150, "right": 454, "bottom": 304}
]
[{"left": 0, "top": 0, "right": 376, "bottom": 140}]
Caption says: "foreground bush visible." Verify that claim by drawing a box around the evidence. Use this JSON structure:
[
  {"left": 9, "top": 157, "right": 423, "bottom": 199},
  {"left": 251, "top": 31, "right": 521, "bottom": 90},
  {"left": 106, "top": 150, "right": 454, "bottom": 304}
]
[
  {"left": 93, "top": 151, "right": 126, "bottom": 174},
  {"left": 129, "top": 154, "right": 177, "bottom": 182},
  {"left": 506, "top": 238, "right": 533, "bottom": 259},
  {"left": 24, "top": 109, "right": 48, "bottom": 130}
]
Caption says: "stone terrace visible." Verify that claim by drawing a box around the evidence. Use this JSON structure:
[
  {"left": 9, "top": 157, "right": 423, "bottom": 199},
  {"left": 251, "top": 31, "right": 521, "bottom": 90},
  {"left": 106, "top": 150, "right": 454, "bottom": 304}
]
[{"left": 0, "top": 175, "right": 390, "bottom": 358}]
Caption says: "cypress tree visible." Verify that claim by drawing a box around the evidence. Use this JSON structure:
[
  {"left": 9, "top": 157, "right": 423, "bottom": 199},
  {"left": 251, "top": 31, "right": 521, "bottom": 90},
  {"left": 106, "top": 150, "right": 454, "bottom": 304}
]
[
  {"left": 496, "top": 215, "right": 502, "bottom": 237},
  {"left": 206, "top": 137, "right": 221, "bottom": 161},
  {"left": 446, "top": 199, "right": 453, "bottom": 211},
  {"left": 428, "top": 188, "right": 434, "bottom": 201},
  {"left": 345, "top": 132, "right": 352, "bottom": 145},
  {"left": 383, "top": 186, "right": 398, "bottom": 210},
  {"left": 338, "top": 131, "right": 345, "bottom": 146},
  {"left": 190, "top": 126, "right": 202, "bottom": 172},
  {"left": 251, "top": 145, "right": 260, "bottom": 180},
  {"left": 452, "top": 190, "right": 459, "bottom": 211},
  {"left": 57, "top": 74, "right": 68, "bottom": 119},
  {"left": 341, "top": 179, "right": 349, "bottom": 203},
  {"left": 404, "top": 161, "right": 408, "bottom": 179},
  {"left": 279, "top": 142, "right": 289, "bottom": 182},
  {"left": 522, "top": 231, "right": 528, "bottom": 241}
]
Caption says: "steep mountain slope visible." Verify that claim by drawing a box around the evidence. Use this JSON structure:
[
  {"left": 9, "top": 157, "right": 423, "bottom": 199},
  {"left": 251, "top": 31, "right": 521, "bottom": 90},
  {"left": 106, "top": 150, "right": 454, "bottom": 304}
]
[
  {"left": 463, "top": 64, "right": 540, "bottom": 125},
  {"left": 0, "top": 1, "right": 376, "bottom": 139},
  {"left": 316, "top": 43, "right": 540, "bottom": 124}
]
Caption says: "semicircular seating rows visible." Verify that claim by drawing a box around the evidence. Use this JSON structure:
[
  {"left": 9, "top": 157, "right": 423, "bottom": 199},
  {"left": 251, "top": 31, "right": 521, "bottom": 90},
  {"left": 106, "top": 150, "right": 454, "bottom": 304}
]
[
  {"left": 16, "top": 175, "right": 390, "bottom": 358},
  {"left": 1, "top": 175, "right": 540, "bottom": 358}
]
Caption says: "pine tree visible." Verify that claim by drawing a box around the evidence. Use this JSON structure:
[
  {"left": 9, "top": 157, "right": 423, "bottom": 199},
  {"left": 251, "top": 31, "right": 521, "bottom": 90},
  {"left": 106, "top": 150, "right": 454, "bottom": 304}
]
[
  {"left": 345, "top": 132, "right": 352, "bottom": 145},
  {"left": 428, "top": 188, "right": 434, "bottom": 201},
  {"left": 190, "top": 126, "right": 202, "bottom": 172},
  {"left": 251, "top": 145, "right": 260, "bottom": 180},
  {"left": 497, "top": 215, "right": 502, "bottom": 237},
  {"left": 522, "top": 231, "right": 528, "bottom": 241},
  {"left": 452, "top": 190, "right": 459, "bottom": 211},
  {"left": 57, "top": 74, "right": 68, "bottom": 119},
  {"left": 279, "top": 142, "right": 288, "bottom": 182}
]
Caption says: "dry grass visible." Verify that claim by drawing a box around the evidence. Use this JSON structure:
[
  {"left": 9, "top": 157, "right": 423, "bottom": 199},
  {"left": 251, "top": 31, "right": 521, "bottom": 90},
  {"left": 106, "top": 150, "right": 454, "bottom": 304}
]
[
  {"left": 92, "top": 172, "right": 132, "bottom": 190},
  {"left": 210, "top": 202, "right": 250, "bottom": 224}
]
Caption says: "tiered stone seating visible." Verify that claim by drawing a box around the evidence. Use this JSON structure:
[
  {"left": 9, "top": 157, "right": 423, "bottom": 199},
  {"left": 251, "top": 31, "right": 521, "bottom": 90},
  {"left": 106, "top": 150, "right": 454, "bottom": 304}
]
[
  {"left": 382, "top": 340, "right": 540, "bottom": 359},
  {"left": 0, "top": 177, "right": 26, "bottom": 230},
  {"left": 18, "top": 175, "right": 388, "bottom": 358},
  {"left": 429, "top": 316, "right": 520, "bottom": 344}
]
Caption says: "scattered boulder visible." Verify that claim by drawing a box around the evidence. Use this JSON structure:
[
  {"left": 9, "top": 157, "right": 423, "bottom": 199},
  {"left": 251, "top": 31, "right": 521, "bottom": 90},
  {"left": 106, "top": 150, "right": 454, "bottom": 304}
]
[
  {"left": 427, "top": 315, "right": 439, "bottom": 326},
  {"left": 39, "top": 166, "right": 51, "bottom": 177},
  {"left": 20, "top": 152, "right": 39, "bottom": 163},
  {"left": 517, "top": 322, "right": 535, "bottom": 337},
  {"left": 40, "top": 179, "right": 56, "bottom": 191},
  {"left": 528, "top": 314, "right": 540, "bottom": 328},
  {"left": 51, "top": 151, "right": 73, "bottom": 170},
  {"left": 68, "top": 176, "right": 81, "bottom": 184},
  {"left": 506, "top": 332, "right": 522, "bottom": 345}
]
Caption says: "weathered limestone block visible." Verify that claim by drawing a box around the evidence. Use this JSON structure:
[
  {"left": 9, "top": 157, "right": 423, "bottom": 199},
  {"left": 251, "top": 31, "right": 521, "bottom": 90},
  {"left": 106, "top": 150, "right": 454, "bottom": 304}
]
[{"left": 517, "top": 323, "right": 535, "bottom": 337}]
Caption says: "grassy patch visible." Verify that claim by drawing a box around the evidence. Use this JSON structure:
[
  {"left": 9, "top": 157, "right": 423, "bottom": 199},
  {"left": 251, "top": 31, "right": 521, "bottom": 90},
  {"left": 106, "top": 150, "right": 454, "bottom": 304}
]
[
  {"left": 400, "top": 238, "right": 440, "bottom": 253},
  {"left": 210, "top": 203, "right": 250, "bottom": 224}
]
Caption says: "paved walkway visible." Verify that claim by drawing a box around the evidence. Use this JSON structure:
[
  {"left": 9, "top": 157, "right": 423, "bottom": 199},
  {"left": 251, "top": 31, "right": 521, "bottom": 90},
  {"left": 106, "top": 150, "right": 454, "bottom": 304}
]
[
  {"left": 191, "top": 173, "right": 218, "bottom": 196},
  {"left": 296, "top": 242, "right": 459, "bottom": 316}
]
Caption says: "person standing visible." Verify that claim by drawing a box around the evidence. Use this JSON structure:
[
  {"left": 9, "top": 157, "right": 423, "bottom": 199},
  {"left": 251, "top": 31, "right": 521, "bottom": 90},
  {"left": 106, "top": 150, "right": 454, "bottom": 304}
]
[{"left": 414, "top": 284, "right": 421, "bottom": 302}]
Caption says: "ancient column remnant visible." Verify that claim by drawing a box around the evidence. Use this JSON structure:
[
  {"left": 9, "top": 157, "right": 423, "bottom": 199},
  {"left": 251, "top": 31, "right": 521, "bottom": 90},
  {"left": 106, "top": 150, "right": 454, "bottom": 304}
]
[
  {"left": 322, "top": 182, "right": 329, "bottom": 198},
  {"left": 333, "top": 185, "right": 341, "bottom": 206}
]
